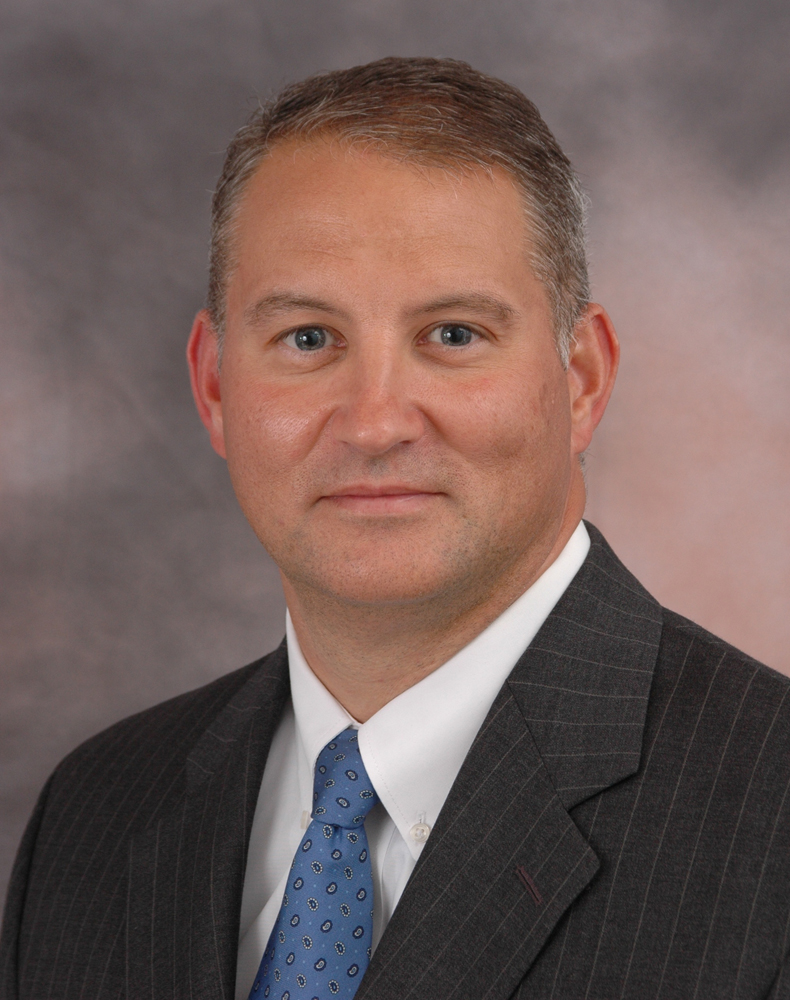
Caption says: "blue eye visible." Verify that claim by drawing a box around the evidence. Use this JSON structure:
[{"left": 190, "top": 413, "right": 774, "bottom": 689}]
[
  {"left": 428, "top": 324, "right": 476, "bottom": 346},
  {"left": 286, "top": 326, "right": 329, "bottom": 351}
]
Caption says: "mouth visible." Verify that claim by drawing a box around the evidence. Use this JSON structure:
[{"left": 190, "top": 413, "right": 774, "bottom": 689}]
[{"left": 320, "top": 484, "right": 443, "bottom": 512}]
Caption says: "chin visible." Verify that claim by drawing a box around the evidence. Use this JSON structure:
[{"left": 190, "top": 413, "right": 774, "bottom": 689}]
[
  {"left": 270, "top": 523, "right": 502, "bottom": 608},
  {"left": 285, "top": 551, "right": 456, "bottom": 607},
  {"left": 320, "top": 570, "right": 448, "bottom": 607}
]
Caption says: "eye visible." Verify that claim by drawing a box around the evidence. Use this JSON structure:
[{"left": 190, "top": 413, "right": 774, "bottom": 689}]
[
  {"left": 425, "top": 323, "right": 478, "bottom": 347},
  {"left": 282, "top": 326, "right": 335, "bottom": 351}
]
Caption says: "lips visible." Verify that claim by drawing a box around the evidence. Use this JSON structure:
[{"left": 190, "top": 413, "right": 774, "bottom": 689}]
[
  {"left": 322, "top": 484, "right": 438, "bottom": 499},
  {"left": 318, "top": 484, "right": 442, "bottom": 512}
]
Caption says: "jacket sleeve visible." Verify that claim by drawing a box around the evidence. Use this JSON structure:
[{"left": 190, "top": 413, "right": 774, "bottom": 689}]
[{"left": 0, "top": 774, "right": 54, "bottom": 1000}]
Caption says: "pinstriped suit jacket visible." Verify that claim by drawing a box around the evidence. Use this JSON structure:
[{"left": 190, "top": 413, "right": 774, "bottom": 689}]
[{"left": 3, "top": 523, "right": 790, "bottom": 999}]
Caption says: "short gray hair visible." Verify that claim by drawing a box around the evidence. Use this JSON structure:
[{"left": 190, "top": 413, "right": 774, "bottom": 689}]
[{"left": 208, "top": 57, "right": 590, "bottom": 364}]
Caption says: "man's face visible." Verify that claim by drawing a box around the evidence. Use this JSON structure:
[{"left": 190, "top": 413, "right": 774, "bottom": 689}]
[{"left": 210, "top": 140, "right": 578, "bottom": 609}]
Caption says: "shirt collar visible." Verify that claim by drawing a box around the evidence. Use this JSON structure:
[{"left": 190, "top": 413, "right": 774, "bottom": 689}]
[{"left": 286, "top": 521, "right": 590, "bottom": 859}]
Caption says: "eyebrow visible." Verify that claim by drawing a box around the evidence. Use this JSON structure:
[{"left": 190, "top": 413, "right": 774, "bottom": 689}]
[
  {"left": 244, "top": 290, "right": 518, "bottom": 326},
  {"left": 405, "top": 293, "right": 518, "bottom": 324},
  {"left": 244, "top": 292, "right": 352, "bottom": 326}
]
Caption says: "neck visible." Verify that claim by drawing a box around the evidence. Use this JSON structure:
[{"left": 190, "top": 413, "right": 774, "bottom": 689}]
[{"left": 283, "top": 478, "right": 586, "bottom": 723}]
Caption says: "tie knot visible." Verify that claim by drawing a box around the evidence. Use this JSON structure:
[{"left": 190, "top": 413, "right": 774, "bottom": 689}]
[{"left": 312, "top": 728, "right": 378, "bottom": 828}]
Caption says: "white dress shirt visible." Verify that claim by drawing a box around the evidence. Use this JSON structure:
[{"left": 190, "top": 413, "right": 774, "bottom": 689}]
[{"left": 235, "top": 522, "right": 590, "bottom": 998}]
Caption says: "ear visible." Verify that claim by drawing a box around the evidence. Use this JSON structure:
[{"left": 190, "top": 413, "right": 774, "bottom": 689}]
[
  {"left": 566, "top": 303, "right": 620, "bottom": 457},
  {"left": 187, "top": 309, "right": 226, "bottom": 459}
]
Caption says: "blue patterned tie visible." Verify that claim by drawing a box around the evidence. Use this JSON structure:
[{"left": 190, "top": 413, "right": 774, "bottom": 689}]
[{"left": 248, "top": 728, "right": 379, "bottom": 1000}]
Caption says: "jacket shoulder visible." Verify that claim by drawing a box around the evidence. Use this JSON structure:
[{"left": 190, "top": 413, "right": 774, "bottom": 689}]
[
  {"left": 660, "top": 607, "right": 790, "bottom": 690},
  {"left": 650, "top": 607, "right": 790, "bottom": 774},
  {"left": 50, "top": 643, "right": 288, "bottom": 799},
  {"left": 1, "top": 646, "right": 289, "bottom": 997}
]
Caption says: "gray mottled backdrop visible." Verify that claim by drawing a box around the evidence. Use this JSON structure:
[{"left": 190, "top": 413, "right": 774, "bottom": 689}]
[{"left": 2, "top": 0, "right": 789, "bottom": 901}]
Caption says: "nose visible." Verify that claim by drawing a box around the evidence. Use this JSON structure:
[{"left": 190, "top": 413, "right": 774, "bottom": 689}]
[{"left": 329, "top": 353, "right": 425, "bottom": 456}]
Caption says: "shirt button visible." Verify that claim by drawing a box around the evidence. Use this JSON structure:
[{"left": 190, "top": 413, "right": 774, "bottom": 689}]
[{"left": 409, "top": 822, "right": 431, "bottom": 843}]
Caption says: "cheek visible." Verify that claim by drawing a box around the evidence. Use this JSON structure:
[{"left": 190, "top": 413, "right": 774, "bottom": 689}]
[
  {"left": 221, "top": 373, "right": 327, "bottom": 486},
  {"left": 434, "top": 369, "right": 569, "bottom": 473}
]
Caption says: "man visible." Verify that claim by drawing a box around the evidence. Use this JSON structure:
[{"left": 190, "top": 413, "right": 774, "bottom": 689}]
[{"left": 2, "top": 56, "right": 790, "bottom": 1000}]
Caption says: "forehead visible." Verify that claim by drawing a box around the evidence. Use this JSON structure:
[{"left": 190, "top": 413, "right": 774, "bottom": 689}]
[{"left": 232, "top": 139, "right": 529, "bottom": 263}]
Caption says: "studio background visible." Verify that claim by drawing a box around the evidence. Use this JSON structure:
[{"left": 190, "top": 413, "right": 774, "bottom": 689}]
[{"left": 1, "top": 0, "right": 788, "bottom": 902}]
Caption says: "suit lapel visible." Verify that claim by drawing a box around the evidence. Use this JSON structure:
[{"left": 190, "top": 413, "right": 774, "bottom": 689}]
[
  {"left": 126, "top": 643, "right": 290, "bottom": 1000},
  {"left": 356, "top": 684, "right": 600, "bottom": 1000},
  {"left": 359, "top": 524, "right": 663, "bottom": 1000},
  {"left": 509, "top": 523, "right": 663, "bottom": 811}
]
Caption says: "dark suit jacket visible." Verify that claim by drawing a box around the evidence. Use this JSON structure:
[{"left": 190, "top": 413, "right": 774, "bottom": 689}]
[{"left": 3, "top": 524, "right": 790, "bottom": 999}]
